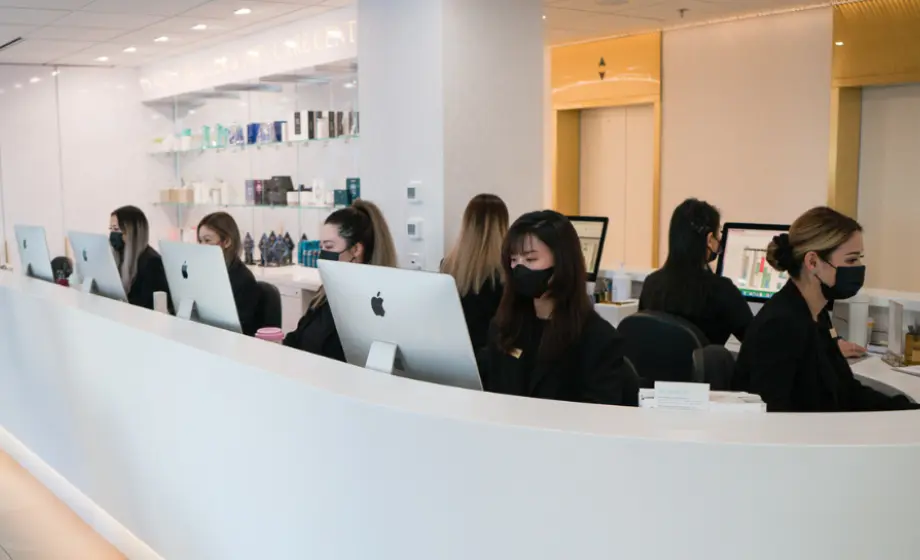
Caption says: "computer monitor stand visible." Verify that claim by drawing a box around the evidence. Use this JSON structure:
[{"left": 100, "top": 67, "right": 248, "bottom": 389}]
[
  {"left": 80, "top": 276, "right": 96, "bottom": 294},
  {"left": 176, "top": 298, "right": 201, "bottom": 322},
  {"left": 365, "top": 341, "right": 405, "bottom": 374}
]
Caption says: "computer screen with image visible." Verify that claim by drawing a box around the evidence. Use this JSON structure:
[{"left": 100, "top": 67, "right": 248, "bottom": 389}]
[
  {"left": 715, "top": 222, "right": 790, "bottom": 302},
  {"left": 567, "top": 216, "right": 609, "bottom": 282}
]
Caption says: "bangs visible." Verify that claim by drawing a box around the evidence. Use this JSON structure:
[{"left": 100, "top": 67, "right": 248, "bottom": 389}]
[{"left": 505, "top": 220, "right": 547, "bottom": 256}]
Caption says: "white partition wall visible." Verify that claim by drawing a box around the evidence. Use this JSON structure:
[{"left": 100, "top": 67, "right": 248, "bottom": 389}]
[
  {"left": 579, "top": 104, "right": 654, "bottom": 270},
  {"left": 660, "top": 8, "right": 833, "bottom": 260},
  {"left": 858, "top": 84, "right": 920, "bottom": 292}
]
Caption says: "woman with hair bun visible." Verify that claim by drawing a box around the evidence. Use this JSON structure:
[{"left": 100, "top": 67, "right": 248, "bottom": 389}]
[{"left": 733, "top": 207, "right": 917, "bottom": 412}]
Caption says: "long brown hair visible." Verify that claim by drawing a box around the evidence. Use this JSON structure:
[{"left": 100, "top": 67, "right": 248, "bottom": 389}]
[
  {"left": 495, "top": 210, "right": 592, "bottom": 359},
  {"left": 442, "top": 194, "right": 509, "bottom": 296},
  {"left": 310, "top": 199, "right": 398, "bottom": 309},
  {"left": 111, "top": 205, "right": 150, "bottom": 292},
  {"left": 197, "top": 212, "right": 242, "bottom": 264},
  {"left": 767, "top": 207, "right": 862, "bottom": 278}
]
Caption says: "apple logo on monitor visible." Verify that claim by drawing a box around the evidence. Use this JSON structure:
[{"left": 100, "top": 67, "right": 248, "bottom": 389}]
[
  {"left": 82, "top": 249, "right": 88, "bottom": 262},
  {"left": 371, "top": 292, "right": 385, "bottom": 317},
  {"left": 181, "top": 261, "right": 189, "bottom": 280}
]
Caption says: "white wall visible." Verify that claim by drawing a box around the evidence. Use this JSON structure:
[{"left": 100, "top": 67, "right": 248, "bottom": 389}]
[
  {"left": 579, "top": 104, "right": 654, "bottom": 270},
  {"left": 858, "top": 84, "right": 920, "bottom": 292},
  {"left": 660, "top": 8, "right": 833, "bottom": 261}
]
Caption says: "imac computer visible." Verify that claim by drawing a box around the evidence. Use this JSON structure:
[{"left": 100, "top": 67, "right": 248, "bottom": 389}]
[
  {"left": 159, "top": 240, "right": 242, "bottom": 334},
  {"left": 567, "top": 216, "right": 609, "bottom": 283},
  {"left": 14, "top": 225, "right": 55, "bottom": 282},
  {"left": 318, "top": 260, "right": 483, "bottom": 391},
  {"left": 68, "top": 231, "right": 128, "bottom": 301},
  {"left": 715, "top": 222, "right": 791, "bottom": 303}
]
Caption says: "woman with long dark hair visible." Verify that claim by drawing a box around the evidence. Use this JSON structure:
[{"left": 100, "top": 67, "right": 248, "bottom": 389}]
[
  {"left": 477, "top": 210, "right": 638, "bottom": 406},
  {"left": 639, "top": 198, "right": 752, "bottom": 345},
  {"left": 109, "top": 205, "right": 171, "bottom": 311}
]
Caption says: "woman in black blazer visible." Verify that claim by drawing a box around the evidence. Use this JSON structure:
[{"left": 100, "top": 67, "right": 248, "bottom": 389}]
[
  {"left": 477, "top": 211, "right": 638, "bottom": 406},
  {"left": 283, "top": 200, "right": 398, "bottom": 361},
  {"left": 197, "top": 212, "right": 262, "bottom": 336},
  {"left": 109, "top": 206, "right": 172, "bottom": 311},
  {"left": 640, "top": 198, "right": 752, "bottom": 345},
  {"left": 441, "top": 194, "right": 509, "bottom": 350},
  {"left": 733, "top": 207, "right": 916, "bottom": 412}
]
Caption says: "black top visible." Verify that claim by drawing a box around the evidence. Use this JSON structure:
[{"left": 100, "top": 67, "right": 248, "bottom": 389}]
[
  {"left": 460, "top": 279, "right": 503, "bottom": 351},
  {"left": 227, "top": 258, "right": 261, "bottom": 336},
  {"left": 733, "top": 282, "right": 917, "bottom": 412},
  {"left": 477, "top": 311, "right": 639, "bottom": 406},
  {"left": 639, "top": 269, "right": 752, "bottom": 346},
  {"left": 127, "top": 246, "right": 172, "bottom": 311},
  {"left": 282, "top": 301, "right": 345, "bottom": 362}
]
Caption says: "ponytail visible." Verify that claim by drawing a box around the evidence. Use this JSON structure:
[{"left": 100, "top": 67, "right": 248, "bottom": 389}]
[{"left": 352, "top": 199, "right": 398, "bottom": 267}]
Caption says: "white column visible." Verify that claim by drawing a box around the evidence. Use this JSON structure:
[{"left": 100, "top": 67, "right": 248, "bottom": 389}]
[{"left": 358, "top": 0, "right": 544, "bottom": 269}]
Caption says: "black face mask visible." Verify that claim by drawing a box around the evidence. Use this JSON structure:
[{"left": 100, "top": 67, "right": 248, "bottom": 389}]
[
  {"left": 819, "top": 262, "right": 866, "bottom": 301},
  {"left": 512, "top": 266, "right": 554, "bottom": 299},
  {"left": 319, "top": 248, "right": 356, "bottom": 262},
  {"left": 109, "top": 231, "right": 125, "bottom": 252},
  {"left": 707, "top": 239, "right": 723, "bottom": 264}
]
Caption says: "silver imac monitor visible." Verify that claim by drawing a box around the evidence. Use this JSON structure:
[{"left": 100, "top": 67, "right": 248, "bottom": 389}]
[
  {"left": 159, "top": 240, "right": 242, "bottom": 334},
  {"left": 567, "top": 216, "right": 609, "bottom": 282},
  {"left": 715, "top": 222, "right": 791, "bottom": 303},
  {"left": 14, "top": 225, "right": 54, "bottom": 282},
  {"left": 68, "top": 231, "right": 128, "bottom": 301},
  {"left": 318, "top": 260, "right": 483, "bottom": 391}
]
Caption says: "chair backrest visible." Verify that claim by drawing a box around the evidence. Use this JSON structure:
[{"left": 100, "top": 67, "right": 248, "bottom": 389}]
[
  {"left": 256, "top": 281, "right": 282, "bottom": 329},
  {"left": 618, "top": 311, "right": 709, "bottom": 387},
  {"left": 620, "top": 356, "right": 641, "bottom": 407},
  {"left": 692, "top": 345, "right": 735, "bottom": 391}
]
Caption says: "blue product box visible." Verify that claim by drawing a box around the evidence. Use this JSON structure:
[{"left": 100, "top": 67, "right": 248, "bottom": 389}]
[{"left": 346, "top": 177, "right": 361, "bottom": 203}]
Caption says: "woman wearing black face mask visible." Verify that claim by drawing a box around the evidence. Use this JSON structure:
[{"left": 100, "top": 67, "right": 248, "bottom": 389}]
[
  {"left": 640, "top": 198, "right": 753, "bottom": 345},
  {"left": 109, "top": 205, "right": 172, "bottom": 312},
  {"left": 476, "top": 210, "right": 639, "bottom": 406},
  {"left": 733, "top": 206, "right": 917, "bottom": 412},
  {"left": 283, "top": 200, "right": 398, "bottom": 360}
]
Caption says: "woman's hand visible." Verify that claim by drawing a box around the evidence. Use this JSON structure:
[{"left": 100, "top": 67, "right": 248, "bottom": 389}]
[{"left": 838, "top": 339, "right": 867, "bottom": 359}]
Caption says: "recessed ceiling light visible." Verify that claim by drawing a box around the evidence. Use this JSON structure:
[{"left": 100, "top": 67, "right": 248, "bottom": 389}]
[
  {"left": 192, "top": 24, "right": 207, "bottom": 31},
  {"left": 835, "top": 41, "right": 844, "bottom": 46},
  {"left": 123, "top": 46, "right": 137, "bottom": 53},
  {"left": 543, "top": 15, "right": 546, "bottom": 19},
  {"left": 96, "top": 56, "right": 109, "bottom": 62},
  {"left": 29, "top": 76, "right": 40, "bottom": 83},
  {"left": 51, "top": 70, "right": 59, "bottom": 77},
  {"left": 14, "top": 83, "right": 22, "bottom": 89},
  {"left": 154, "top": 36, "right": 169, "bottom": 42},
  {"left": 283, "top": 40, "right": 297, "bottom": 48},
  {"left": 247, "top": 50, "right": 259, "bottom": 57},
  {"left": 234, "top": 8, "right": 252, "bottom": 15}
]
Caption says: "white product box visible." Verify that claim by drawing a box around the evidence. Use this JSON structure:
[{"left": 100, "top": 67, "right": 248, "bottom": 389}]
[{"left": 639, "top": 389, "right": 766, "bottom": 412}]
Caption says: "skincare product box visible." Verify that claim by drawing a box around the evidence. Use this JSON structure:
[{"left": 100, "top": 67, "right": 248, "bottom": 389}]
[
  {"left": 247, "top": 123, "right": 260, "bottom": 145},
  {"left": 327, "top": 111, "right": 337, "bottom": 138},
  {"left": 348, "top": 111, "right": 359, "bottom": 136},
  {"left": 273, "top": 121, "right": 288, "bottom": 143},
  {"left": 287, "top": 191, "right": 300, "bottom": 206},
  {"left": 308, "top": 111, "right": 317, "bottom": 139},
  {"left": 336, "top": 111, "right": 345, "bottom": 137},
  {"left": 254, "top": 180, "right": 264, "bottom": 205},
  {"left": 346, "top": 177, "right": 361, "bottom": 203},
  {"left": 314, "top": 112, "right": 328, "bottom": 139},
  {"left": 333, "top": 189, "right": 349, "bottom": 207},
  {"left": 291, "top": 112, "right": 306, "bottom": 141},
  {"left": 245, "top": 180, "right": 255, "bottom": 204}
]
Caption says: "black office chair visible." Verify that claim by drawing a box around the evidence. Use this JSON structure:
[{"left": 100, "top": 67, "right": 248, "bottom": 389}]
[
  {"left": 692, "top": 345, "right": 735, "bottom": 391},
  {"left": 621, "top": 356, "right": 641, "bottom": 407},
  {"left": 255, "top": 281, "right": 282, "bottom": 329},
  {"left": 618, "top": 311, "right": 709, "bottom": 388}
]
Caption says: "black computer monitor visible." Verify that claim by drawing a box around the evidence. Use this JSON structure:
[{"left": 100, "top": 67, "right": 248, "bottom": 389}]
[
  {"left": 567, "top": 216, "right": 609, "bottom": 282},
  {"left": 715, "top": 222, "right": 790, "bottom": 303}
]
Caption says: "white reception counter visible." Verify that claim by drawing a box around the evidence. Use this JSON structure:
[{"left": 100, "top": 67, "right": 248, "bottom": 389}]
[{"left": 2, "top": 272, "right": 920, "bottom": 560}]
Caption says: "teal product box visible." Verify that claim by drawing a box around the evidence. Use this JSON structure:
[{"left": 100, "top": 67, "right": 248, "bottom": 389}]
[
  {"left": 333, "top": 189, "right": 350, "bottom": 207},
  {"left": 346, "top": 177, "right": 361, "bottom": 203}
]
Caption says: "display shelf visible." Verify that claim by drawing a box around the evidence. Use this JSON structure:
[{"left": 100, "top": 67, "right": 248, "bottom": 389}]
[
  {"left": 154, "top": 202, "right": 336, "bottom": 210},
  {"left": 149, "top": 134, "right": 359, "bottom": 156}
]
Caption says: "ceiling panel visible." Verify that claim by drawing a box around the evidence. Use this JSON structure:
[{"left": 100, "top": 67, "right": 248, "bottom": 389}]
[
  {"left": 0, "top": 7, "right": 69, "bottom": 25},
  {"left": 28, "top": 25, "right": 125, "bottom": 41},
  {"left": 50, "top": 11, "right": 164, "bottom": 30},
  {"left": 0, "top": 38, "right": 93, "bottom": 63},
  {"left": 0, "top": 0, "right": 94, "bottom": 8},
  {"left": 0, "top": 23, "right": 35, "bottom": 44},
  {"left": 181, "top": 0, "right": 302, "bottom": 21},
  {"left": 83, "top": 0, "right": 213, "bottom": 17}
]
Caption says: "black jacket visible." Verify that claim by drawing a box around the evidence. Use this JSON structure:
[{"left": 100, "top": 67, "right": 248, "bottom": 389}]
[
  {"left": 127, "top": 246, "right": 172, "bottom": 311},
  {"left": 639, "top": 269, "right": 752, "bottom": 346},
  {"left": 227, "top": 258, "right": 261, "bottom": 336},
  {"left": 733, "top": 282, "right": 917, "bottom": 412},
  {"left": 477, "top": 311, "right": 638, "bottom": 406},
  {"left": 282, "top": 301, "right": 345, "bottom": 362},
  {"left": 460, "top": 280, "right": 503, "bottom": 351}
]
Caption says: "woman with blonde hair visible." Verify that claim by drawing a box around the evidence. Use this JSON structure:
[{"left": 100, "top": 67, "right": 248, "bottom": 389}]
[
  {"left": 442, "top": 194, "right": 509, "bottom": 349},
  {"left": 283, "top": 200, "right": 398, "bottom": 360},
  {"left": 197, "top": 212, "right": 262, "bottom": 336},
  {"left": 733, "top": 206, "right": 917, "bottom": 412},
  {"left": 109, "top": 205, "right": 171, "bottom": 311}
]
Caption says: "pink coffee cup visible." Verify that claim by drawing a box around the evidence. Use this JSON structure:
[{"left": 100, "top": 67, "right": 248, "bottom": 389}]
[{"left": 256, "top": 327, "right": 284, "bottom": 343}]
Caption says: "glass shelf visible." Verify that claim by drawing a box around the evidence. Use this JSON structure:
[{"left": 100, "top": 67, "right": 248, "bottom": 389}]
[
  {"left": 150, "top": 134, "right": 359, "bottom": 156},
  {"left": 155, "top": 202, "right": 336, "bottom": 210}
]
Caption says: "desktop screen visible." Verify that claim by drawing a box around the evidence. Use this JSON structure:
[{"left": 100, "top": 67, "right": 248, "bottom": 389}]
[
  {"left": 717, "top": 223, "right": 790, "bottom": 301},
  {"left": 568, "top": 217, "right": 608, "bottom": 281}
]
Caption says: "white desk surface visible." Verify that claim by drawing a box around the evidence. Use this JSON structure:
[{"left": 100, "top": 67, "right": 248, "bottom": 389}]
[{"left": 3, "top": 270, "right": 920, "bottom": 560}]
